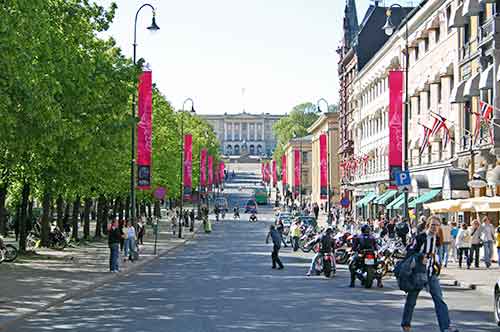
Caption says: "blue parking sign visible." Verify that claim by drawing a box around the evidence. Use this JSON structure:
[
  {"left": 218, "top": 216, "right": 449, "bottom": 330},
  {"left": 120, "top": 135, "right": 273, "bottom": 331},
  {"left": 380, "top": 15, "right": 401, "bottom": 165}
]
[{"left": 395, "top": 170, "right": 411, "bottom": 186}]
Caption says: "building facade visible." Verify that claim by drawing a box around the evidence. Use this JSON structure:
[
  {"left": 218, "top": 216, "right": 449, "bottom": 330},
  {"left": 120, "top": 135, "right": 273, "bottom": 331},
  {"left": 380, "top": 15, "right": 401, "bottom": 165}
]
[
  {"left": 308, "top": 112, "right": 341, "bottom": 206},
  {"left": 200, "top": 112, "right": 283, "bottom": 157},
  {"left": 283, "top": 136, "right": 312, "bottom": 200}
]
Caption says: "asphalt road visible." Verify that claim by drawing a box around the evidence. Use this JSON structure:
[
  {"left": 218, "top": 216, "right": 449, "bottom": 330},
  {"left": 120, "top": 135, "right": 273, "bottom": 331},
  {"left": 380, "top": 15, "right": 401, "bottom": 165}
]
[{"left": 9, "top": 167, "right": 499, "bottom": 332}]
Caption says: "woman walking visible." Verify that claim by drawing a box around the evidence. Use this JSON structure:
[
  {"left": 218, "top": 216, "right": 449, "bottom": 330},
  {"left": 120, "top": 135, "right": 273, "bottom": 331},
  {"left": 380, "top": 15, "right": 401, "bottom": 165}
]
[
  {"left": 456, "top": 223, "right": 471, "bottom": 269},
  {"left": 123, "top": 220, "right": 136, "bottom": 262}
]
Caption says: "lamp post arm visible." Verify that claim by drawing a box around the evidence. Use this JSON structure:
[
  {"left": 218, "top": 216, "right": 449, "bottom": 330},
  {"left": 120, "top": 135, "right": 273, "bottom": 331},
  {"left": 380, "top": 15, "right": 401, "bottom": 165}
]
[{"left": 134, "top": 3, "right": 156, "bottom": 54}]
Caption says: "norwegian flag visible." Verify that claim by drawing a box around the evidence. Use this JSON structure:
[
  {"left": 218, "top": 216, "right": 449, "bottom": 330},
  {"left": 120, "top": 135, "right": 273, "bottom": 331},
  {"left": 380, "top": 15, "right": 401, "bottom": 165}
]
[
  {"left": 442, "top": 124, "right": 451, "bottom": 148},
  {"left": 473, "top": 111, "right": 482, "bottom": 144},
  {"left": 430, "top": 112, "right": 447, "bottom": 136},
  {"left": 479, "top": 100, "right": 493, "bottom": 122},
  {"left": 419, "top": 124, "right": 432, "bottom": 155}
]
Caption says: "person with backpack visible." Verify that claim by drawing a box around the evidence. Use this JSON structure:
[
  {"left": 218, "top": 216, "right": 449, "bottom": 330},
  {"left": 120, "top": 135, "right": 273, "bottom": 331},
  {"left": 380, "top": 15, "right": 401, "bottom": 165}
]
[{"left": 400, "top": 216, "right": 458, "bottom": 332}]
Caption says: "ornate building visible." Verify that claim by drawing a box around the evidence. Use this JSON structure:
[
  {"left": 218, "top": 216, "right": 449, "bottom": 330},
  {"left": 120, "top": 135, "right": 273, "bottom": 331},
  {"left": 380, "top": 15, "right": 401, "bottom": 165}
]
[{"left": 200, "top": 112, "right": 283, "bottom": 157}]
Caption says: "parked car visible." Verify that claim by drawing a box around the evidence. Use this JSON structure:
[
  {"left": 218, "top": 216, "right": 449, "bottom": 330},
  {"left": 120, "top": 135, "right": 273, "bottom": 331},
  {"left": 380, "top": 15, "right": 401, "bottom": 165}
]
[
  {"left": 494, "top": 279, "right": 500, "bottom": 326},
  {"left": 244, "top": 199, "right": 258, "bottom": 213}
]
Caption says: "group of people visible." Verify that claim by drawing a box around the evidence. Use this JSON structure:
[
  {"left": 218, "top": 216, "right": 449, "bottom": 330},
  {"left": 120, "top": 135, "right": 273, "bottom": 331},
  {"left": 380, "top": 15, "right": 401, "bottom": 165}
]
[{"left": 108, "top": 218, "right": 145, "bottom": 273}]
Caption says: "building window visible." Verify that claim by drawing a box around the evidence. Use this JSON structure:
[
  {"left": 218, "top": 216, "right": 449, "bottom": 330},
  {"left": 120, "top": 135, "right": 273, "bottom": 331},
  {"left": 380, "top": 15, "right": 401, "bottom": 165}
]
[
  {"left": 438, "top": 83, "right": 442, "bottom": 104},
  {"left": 435, "top": 28, "right": 440, "bottom": 43},
  {"left": 417, "top": 96, "right": 421, "bottom": 115},
  {"left": 427, "top": 91, "right": 431, "bottom": 111},
  {"left": 446, "top": 5, "right": 452, "bottom": 33},
  {"left": 414, "top": 47, "right": 419, "bottom": 61},
  {"left": 464, "top": 101, "right": 471, "bottom": 147},
  {"left": 424, "top": 38, "right": 429, "bottom": 52}
]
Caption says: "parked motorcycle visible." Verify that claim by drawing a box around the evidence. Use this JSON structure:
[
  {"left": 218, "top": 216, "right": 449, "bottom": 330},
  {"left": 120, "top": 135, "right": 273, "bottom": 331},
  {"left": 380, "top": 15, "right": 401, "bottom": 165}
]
[
  {"left": 334, "top": 232, "right": 352, "bottom": 264},
  {"left": 312, "top": 252, "right": 335, "bottom": 278}
]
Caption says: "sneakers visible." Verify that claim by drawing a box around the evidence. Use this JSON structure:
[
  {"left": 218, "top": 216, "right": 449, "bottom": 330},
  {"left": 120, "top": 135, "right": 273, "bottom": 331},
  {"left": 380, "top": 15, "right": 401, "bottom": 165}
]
[
  {"left": 444, "top": 326, "right": 459, "bottom": 332},
  {"left": 401, "top": 326, "right": 411, "bottom": 332},
  {"left": 278, "top": 266, "right": 284, "bottom": 270}
]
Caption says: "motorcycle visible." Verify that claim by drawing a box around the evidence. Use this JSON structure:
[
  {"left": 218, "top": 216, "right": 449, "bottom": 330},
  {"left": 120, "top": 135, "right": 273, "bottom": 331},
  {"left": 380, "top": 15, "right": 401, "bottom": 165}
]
[
  {"left": 312, "top": 252, "right": 335, "bottom": 278},
  {"left": 334, "top": 232, "right": 352, "bottom": 264},
  {"left": 299, "top": 227, "right": 318, "bottom": 252},
  {"left": 352, "top": 249, "right": 379, "bottom": 289},
  {"left": 0, "top": 237, "right": 17, "bottom": 263}
]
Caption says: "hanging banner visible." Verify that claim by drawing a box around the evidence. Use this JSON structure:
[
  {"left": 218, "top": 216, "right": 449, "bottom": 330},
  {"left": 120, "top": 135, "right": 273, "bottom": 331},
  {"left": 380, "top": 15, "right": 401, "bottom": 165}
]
[
  {"left": 261, "top": 163, "right": 265, "bottom": 182},
  {"left": 282, "top": 155, "right": 287, "bottom": 188},
  {"left": 208, "top": 155, "right": 213, "bottom": 192},
  {"left": 294, "top": 149, "right": 301, "bottom": 197},
  {"left": 183, "top": 134, "right": 193, "bottom": 200},
  {"left": 137, "top": 70, "right": 153, "bottom": 190},
  {"left": 266, "top": 162, "right": 271, "bottom": 184},
  {"left": 219, "top": 161, "right": 225, "bottom": 184},
  {"left": 319, "top": 133, "right": 328, "bottom": 199},
  {"left": 272, "top": 160, "right": 277, "bottom": 187},
  {"left": 200, "top": 148, "right": 207, "bottom": 191},
  {"left": 389, "top": 70, "right": 403, "bottom": 187}
]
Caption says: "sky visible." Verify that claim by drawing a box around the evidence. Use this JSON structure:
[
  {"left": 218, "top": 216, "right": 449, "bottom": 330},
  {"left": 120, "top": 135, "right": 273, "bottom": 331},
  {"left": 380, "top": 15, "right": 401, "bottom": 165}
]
[{"left": 96, "top": 0, "right": 411, "bottom": 115}]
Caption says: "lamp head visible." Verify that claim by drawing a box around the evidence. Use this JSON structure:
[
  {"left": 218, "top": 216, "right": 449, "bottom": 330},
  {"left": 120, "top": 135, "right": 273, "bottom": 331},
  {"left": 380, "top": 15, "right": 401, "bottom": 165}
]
[
  {"left": 382, "top": 10, "right": 395, "bottom": 36},
  {"left": 190, "top": 105, "right": 196, "bottom": 114},
  {"left": 468, "top": 168, "right": 488, "bottom": 189},
  {"left": 147, "top": 14, "right": 160, "bottom": 32}
]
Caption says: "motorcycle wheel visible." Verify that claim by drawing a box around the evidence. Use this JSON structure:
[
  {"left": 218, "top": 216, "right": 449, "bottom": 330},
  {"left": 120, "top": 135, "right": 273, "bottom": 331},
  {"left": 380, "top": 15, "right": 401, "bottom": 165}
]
[
  {"left": 53, "top": 239, "right": 67, "bottom": 250},
  {"left": 335, "top": 249, "right": 348, "bottom": 265},
  {"left": 364, "top": 267, "right": 375, "bottom": 289},
  {"left": 323, "top": 259, "right": 332, "bottom": 278},
  {"left": 0, "top": 249, "right": 4, "bottom": 263},
  {"left": 4, "top": 244, "right": 18, "bottom": 262}
]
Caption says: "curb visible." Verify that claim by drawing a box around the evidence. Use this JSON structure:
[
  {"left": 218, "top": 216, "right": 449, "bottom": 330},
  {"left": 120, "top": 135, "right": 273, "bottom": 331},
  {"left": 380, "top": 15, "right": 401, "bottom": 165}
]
[
  {"left": 441, "top": 278, "right": 477, "bottom": 290},
  {"left": 0, "top": 224, "right": 201, "bottom": 332}
]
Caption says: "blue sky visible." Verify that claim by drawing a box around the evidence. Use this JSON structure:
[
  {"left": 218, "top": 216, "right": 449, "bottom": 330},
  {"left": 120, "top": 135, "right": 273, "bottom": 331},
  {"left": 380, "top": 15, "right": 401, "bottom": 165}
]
[{"left": 97, "top": 0, "right": 406, "bottom": 115}]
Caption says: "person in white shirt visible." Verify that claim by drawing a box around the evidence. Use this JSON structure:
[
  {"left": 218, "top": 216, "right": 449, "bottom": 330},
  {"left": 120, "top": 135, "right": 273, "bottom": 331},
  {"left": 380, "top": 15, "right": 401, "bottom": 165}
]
[
  {"left": 123, "top": 220, "right": 136, "bottom": 262},
  {"left": 439, "top": 219, "right": 452, "bottom": 268},
  {"left": 455, "top": 223, "right": 471, "bottom": 269},
  {"left": 480, "top": 216, "right": 495, "bottom": 268}
]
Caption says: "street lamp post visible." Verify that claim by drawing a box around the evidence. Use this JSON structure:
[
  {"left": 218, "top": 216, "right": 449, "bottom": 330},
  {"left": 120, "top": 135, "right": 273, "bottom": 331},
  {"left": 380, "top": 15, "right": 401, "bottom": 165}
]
[
  {"left": 130, "top": 4, "right": 159, "bottom": 224},
  {"left": 382, "top": 4, "right": 410, "bottom": 221},
  {"left": 317, "top": 98, "right": 331, "bottom": 221},
  {"left": 178, "top": 98, "right": 196, "bottom": 238}
]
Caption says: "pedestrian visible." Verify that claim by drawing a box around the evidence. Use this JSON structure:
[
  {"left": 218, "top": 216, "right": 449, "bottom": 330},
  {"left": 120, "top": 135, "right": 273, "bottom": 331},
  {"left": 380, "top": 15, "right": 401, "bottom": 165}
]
[
  {"left": 450, "top": 221, "right": 458, "bottom": 263},
  {"left": 290, "top": 220, "right": 302, "bottom": 252},
  {"left": 469, "top": 219, "right": 481, "bottom": 268},
  {"left": 108, "top": 219, "right": 121, "bottom": 272},
  {"left": 265, "top": 225, "right": 284, "bottom": 269},
  {"left": 170, "top": 213, "right": 177, "bottom": 236},
  {"left": 313, "top": 203, "right": 319, "bottom": 220},
  {"left": 189, "top": 209, "right": 195, "bottom": 232},
  {"left": 456, "top": 222, "right": 471, "bottom": 269},
  {"left": 124, "top": 220, "right": 136, "bottom": 262},
  {"left": 275, "top": 219, "right": 287, "bottom": 247},
  {"left": 496, "top": 226, "right": 500, "bottom": 268},
  {"left": 480, "top": 216, "right": 495, "bottom": 268},
  {"left": 439, "top": 218, "right": 451, "bottom": 268},
  {"left": 137, "top": 219, "right": 145, "bottom": 245},
  {"left": 401, "top": 216, "right": 459, "bottom": 332}
]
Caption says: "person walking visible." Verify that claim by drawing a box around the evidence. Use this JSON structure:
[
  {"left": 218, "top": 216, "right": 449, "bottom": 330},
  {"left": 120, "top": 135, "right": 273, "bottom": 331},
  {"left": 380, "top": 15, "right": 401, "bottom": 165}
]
[
  {"left": 275, "top": 219, "right": 288, "bottom": 248},
  {"left": 189, "top": 209, "right": 195, "bottom": 232},
  {"left": 313, "top": 203, "right": 319, "bottom": 220},
  {"left": 137, "top": 219, "right": 145, "bottom": 245},
  {"left": 290, "top": 220, "right": 302, "bottom": 252},
  {"left": 456, "top": 223, "right": 471, "bottom": 269},
  {"left": 450, "top": 221, "right": 458, "bottom": 264},
  {"left": 480, "top": 216, "right": 495, "bottom": 268},
  {"left": 266, "top": 225, "right": 284, "bottom": 269},
  {"left": 108, "top": 219, "right": 122, "bottom": 273},
  {"left": 401, "top": 216, "right": 459, "bottom": 332},
  {"left": 469, "top": 219, "right": 481, "bottom": 268},
  {"left": 123, "top": 220, "right": 136, "bottom": 262},
  {"left": 439, "top": 219, "right": 452, "bottom": 268}
]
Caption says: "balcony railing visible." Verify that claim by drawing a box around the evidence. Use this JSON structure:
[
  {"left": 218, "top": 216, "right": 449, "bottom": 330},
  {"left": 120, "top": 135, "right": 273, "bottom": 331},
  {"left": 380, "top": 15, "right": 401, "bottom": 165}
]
[{"left": 478, "top": 18, "right": 494, "bottom": 45}]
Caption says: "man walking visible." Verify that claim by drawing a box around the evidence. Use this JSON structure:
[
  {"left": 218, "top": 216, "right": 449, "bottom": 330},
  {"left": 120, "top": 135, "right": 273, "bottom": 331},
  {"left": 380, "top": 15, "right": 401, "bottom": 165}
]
[
  {"left": 108, "top": 219, "right": 122, "bottom": 273},
  {"left": 480, "top": 216, "right": 495, "bottom": 268},
  {"left": 266, "top": 225, "right": 284, "bottom": 269}
]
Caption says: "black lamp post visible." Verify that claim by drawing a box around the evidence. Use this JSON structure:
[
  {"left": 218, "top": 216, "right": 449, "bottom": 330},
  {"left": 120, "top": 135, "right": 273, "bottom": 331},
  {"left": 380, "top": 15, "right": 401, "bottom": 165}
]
[
  {"left": 382, "top": 4, "right": 410, "bottom": 222},
  {"left": 130, "top": 4, "right": 159, "bottom": 224},
  {"left": 178, "top": 98, "right": 196, "bottom": 238},
  {"left": 317, "top": 98, "right": 331, "bottom": 220}
]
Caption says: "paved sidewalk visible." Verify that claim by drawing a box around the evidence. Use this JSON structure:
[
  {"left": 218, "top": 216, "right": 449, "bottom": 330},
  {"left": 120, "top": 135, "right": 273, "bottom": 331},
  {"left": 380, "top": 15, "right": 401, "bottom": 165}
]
[
  {"left": 0, "top": 217, "right": 203, "bottom": 330},
  {"left": 440, "top": 262, "right": 499, "bottom": 295}
]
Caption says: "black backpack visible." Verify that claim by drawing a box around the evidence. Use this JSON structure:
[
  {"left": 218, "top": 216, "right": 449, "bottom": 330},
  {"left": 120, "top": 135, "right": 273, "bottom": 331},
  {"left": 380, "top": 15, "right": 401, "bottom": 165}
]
[
  {"left": 393, "top": 253, "right": 427, "bottom": 293},
  {"left": 396, "top": 222, "right": 410, "bottom": 237}
]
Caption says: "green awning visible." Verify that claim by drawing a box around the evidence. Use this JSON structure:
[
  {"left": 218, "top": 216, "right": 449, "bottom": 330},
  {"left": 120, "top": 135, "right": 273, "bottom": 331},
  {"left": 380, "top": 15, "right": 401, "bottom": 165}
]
[
  {"left": 356, "top": 192, "right": 377, "bottom": 208},
  {"left": 408, "top": 189, "right": 441, "bottom": 208},
  {"left": 386, "top": 193, "right": 404, "bottom": 210},
  {"left": 374, "top": 190, "right": 398, "bottom": 205}
]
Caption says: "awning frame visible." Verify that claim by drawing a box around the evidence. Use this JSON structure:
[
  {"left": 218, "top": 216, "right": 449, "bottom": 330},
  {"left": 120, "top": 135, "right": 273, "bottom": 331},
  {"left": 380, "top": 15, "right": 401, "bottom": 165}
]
[
  {"left": 463, "top": 71, "right": 481, "bottom": 98},
  {"left": 479, "top": 64, "right": 493, "bottom": 90},
  {"left": 449, "top": 79, "right": 468, "bottom": 104}
]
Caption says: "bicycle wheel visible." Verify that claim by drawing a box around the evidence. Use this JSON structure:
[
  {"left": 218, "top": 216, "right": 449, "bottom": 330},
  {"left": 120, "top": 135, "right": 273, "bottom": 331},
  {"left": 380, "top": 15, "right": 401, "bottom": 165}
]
[{"left": 4, "top": 244, "right": 18, "bottom": 262}]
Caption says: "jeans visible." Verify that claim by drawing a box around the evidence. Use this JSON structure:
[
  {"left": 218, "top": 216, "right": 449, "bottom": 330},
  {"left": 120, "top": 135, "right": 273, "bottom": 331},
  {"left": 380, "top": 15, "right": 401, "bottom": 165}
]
[
  {"left": 109, "top": 243, "right": 120, "bottom": 272},
  {"left": 483, "top": 240, "right": 493, "bottom": 267},
  {"left": 402, "top": 275, "right": 450, "bottom": 332},
  {"left": 292, "top": 236, "right": 299, "bottom": 251},
  {"left": 124, "top": 238, "right": 135, "bottom": 259},
  {"left": 439, "top": 243, "right": 450, "bottom": 267},
  {"left": 457, "top": 247, "right": 470, "bottom": 268},
  {"left": 470, "top": 244, "right": 481, "bottom": 267},
  {"left": 497, "top": 248, "right": 500, "bottom": 267},
  {"left": 272, "top": 245, "right": 283, "bottom": 268}
]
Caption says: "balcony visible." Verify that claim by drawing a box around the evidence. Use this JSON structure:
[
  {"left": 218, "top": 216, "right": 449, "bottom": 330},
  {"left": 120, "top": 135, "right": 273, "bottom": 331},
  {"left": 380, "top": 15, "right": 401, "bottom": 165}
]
[
  {"left": 460, "top": 42, "right": 472, "bottom": 61},
  {"left": 478, "top": 18, "right": 494, "bottom": 48}
]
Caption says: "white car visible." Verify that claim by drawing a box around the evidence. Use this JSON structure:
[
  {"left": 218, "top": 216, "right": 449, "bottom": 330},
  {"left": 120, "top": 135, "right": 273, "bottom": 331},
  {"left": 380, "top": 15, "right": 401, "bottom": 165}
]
[{"left": 495, "top": 279, "right": 500, "bottom": 326}]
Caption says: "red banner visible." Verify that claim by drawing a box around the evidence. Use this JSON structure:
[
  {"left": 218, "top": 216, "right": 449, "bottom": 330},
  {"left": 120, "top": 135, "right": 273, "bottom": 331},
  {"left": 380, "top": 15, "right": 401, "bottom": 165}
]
[
  {"left": 137, "top": 70, "right": 152, "bottom": 190},
  {"left": 200, "top": 148, "right": 207, "bottom": 190},
  {"left": 319, "top": 133, "right": 328, "bottom": 199},
  {"left": 282, "top": 155, "right": 287, "bottom": 187},
  {"left": 208, "top": 155, "right": 213, "bottom": 192},
  {"left": 272, "top": 160, "right": 277, "bottom": 187},
  {"left": 183, "top": 134, "right": 193, "bottom": 200},
  {"left": 219, "top": 161, "right": 225, "bottom": 184},
  {"left": 294, "top": 149, "right": 300, "bottom": 197},
  {"left": 389, "top": 70, "right": 403, "bottom": 187}
]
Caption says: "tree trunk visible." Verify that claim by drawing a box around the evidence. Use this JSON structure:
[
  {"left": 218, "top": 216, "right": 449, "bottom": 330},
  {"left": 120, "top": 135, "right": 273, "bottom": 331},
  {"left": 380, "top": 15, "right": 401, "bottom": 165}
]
[
  {"left": 102, "top": 197, "right": 109, "bottom": 235},
  {"left": 27, "top": 199, "right": 34, "bottom": 233},
  {"left": 41, "top": 191, "right": 51, "bottom": 247},
  {"left": 63, "top": 201, "right": 70, "bottom": 234},
  {"left": 71, "top": 196, "right": 80, "bottom": 241},
  {"left": 91, "top": 200, "right": 97, "bottom": 221},
  {"left": 125, "top": 196, "right": 130, "bottom": 221},
  {"left": 113, "top": 197, "right": 120, "bottom": 220},
  {"left": 95, "top": 195, "right": 104, "bottom": 238},
  {"left": 147, "top": 202, "right": 152, "bottom": 220},
  {"left": 154, "top": 200, "right": 161, "bottom": 218},
  {"left": 18, "top": 182, "right": 30, "bottom": 253},
  {"left": 118, "top": 197, "right": 124, "bottom": 221},
  {"left": 83, "top": 197, "right": 91, "bottom": 240},
  {"left": 14, "top": 203, "right": 20, "bottom": 241},
  {"left": 0, "top": 183, "right": 7, "bottom": 237},
  {"left": 56, "top": 195, "right": 64, "bottom": 230}
]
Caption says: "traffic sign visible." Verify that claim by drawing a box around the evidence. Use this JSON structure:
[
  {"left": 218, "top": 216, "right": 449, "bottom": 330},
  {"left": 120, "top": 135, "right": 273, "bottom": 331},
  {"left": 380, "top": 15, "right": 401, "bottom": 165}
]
[{"left": 395, "top": 170, "right": 411, "bottom": 186}]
